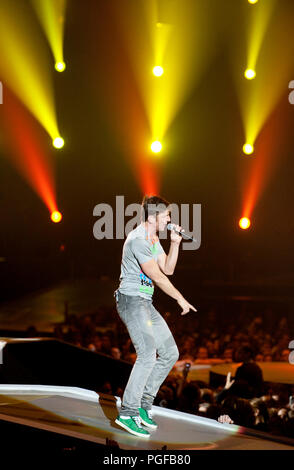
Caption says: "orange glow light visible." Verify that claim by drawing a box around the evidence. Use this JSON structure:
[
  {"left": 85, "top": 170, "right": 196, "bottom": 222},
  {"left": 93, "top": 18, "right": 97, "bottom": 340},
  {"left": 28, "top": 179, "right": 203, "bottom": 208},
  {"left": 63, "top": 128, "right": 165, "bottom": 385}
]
[
  {"left": 239, "top": 217, "right": 251, "bottom": 230},
  {"left": 241, "top": 100, "right": 286, "bottom": 221},
  {"left": 1, "top": 88, "right": 57, "bottom": 214},
  {"left": 51, "top": 211, "right": 62, "bottom": 223}
]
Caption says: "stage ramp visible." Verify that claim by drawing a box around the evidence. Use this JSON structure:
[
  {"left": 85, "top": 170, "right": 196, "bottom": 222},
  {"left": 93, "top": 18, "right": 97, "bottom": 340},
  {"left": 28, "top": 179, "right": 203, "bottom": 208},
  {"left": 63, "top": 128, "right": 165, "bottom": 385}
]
[{"left": 0, "top": 385, "right": 293, "bottom": 450}]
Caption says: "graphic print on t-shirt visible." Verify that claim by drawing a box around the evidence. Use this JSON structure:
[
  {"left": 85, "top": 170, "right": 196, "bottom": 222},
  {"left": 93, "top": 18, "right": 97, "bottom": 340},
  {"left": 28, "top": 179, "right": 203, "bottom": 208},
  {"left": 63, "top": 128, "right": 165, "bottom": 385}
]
[
  {"left": 150, "top": 242, "right": 159, "bottom": 256},
  {"left": 138, "top": 241, "right": 160, "bottom": 295},
  {"left": 139, "top": 270, "right": 154, "bottom": 295}
]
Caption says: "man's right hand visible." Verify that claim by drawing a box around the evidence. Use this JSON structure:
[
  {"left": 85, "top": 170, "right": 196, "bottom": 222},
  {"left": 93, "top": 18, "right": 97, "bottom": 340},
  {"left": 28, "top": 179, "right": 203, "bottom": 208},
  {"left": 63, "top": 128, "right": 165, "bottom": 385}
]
[
  {"left": 140, "top": 259, "right": 198, "bottom": 314},
  {"left": 177, "top": 297, "right": 197, "bottom": 316}
]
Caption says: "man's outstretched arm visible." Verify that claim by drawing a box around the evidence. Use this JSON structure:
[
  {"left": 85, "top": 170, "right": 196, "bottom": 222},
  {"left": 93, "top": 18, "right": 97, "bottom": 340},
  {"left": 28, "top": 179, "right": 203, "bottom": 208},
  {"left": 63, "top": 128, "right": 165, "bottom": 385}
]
[{"left": 140, "top": 258, "right": 197, "bottom": 316}]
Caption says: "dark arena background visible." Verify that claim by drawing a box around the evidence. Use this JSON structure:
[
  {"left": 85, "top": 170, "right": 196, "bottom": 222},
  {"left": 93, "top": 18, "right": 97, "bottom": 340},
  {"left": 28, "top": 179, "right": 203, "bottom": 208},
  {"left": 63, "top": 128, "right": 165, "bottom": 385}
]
[{"left": 0, "top": 0, "right": 294, "bottom": 464}]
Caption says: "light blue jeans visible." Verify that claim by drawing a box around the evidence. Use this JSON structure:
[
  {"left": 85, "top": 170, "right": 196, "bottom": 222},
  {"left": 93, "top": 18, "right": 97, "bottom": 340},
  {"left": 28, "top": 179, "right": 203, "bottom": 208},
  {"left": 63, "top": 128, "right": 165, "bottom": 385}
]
[{"left": 115, "top": 290, "right": 179, "bottom": 416}]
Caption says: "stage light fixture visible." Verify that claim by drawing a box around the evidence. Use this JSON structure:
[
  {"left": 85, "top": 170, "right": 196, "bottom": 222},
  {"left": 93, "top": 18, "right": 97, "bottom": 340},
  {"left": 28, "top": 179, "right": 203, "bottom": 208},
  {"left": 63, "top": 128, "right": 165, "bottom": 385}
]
[
  {"left": 53, "top": 137, "right": 64, "bottom": 149},
  {"left": 153, "top": 66, "right": 164, "bottom": 77},
  {"left": 243, "top": 143, "right": 254, "bottom": 155},
  {"left": 239, "top": 217, "right": 251, "bottom": 230},
  {"left": 55, "top": 61, "right": 66, "bottom": 72},
  {"left": 151, "top": 141, "right": 162, "bottom": 153},
  {"left": 51, "top": 211, "right": 62, "bottom": 223},
  {"left": 244, "top": 68, "right": 256, "bottom": 80}
]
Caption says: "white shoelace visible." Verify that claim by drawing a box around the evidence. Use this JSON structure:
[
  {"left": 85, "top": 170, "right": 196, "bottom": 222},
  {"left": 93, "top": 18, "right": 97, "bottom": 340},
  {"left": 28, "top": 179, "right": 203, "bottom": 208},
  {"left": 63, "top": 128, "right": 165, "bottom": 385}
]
[
  {"left": 147, "top": 410, "right": 153, "bottom": 419},
  {"left": 133, "top": 416, "right": 143, "bottom": 428}
]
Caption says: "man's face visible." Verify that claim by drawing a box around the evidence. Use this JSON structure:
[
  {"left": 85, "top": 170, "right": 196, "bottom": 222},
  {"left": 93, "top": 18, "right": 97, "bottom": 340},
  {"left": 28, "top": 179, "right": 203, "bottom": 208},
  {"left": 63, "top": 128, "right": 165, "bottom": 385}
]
[{"left": 156, "top": 209, "right": 171, "bottom": 232}]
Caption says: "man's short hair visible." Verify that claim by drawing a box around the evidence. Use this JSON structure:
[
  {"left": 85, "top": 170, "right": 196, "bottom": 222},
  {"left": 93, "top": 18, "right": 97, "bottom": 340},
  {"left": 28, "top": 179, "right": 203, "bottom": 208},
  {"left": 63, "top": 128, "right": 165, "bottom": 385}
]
[{"left": 141, "top": 195, "right": 170, "bottom": 221}]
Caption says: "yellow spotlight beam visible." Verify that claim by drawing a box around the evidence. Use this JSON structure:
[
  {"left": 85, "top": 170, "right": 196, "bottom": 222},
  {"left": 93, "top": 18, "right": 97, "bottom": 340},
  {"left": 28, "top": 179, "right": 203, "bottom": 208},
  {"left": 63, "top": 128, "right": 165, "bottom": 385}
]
[
  {"left": 239, "top": 4, "right": 294, "bottom": 224},
  {"left": 31, "top": 0, "right": 67, "bottom": 70},
  {"left": 236, "top": 0, "right": 294, "bottom": 148},
  {"left": 153, "top": 21, "right": 173, "bottom": 74},
  {"left": 247, "top": 0, "right": 276, "bottom": 73},
  {"left": 0, "top": 0, "right": 60, "bottom": 140},
  {"left": 150, "top": 0, "right": 219, "bottom": 142},
  {"left": 114, "top": 0, "right": 219, "bottom": 143}
]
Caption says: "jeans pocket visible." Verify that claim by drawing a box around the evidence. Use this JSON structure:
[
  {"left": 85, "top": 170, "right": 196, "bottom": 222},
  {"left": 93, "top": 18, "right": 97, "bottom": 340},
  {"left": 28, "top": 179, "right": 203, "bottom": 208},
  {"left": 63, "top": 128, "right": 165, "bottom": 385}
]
[
  {"left": 115, "top": 292, "right": 127, "bottom": 320},
  {"left": 114, "top": 289, "right": 119, "bottom": 301}
]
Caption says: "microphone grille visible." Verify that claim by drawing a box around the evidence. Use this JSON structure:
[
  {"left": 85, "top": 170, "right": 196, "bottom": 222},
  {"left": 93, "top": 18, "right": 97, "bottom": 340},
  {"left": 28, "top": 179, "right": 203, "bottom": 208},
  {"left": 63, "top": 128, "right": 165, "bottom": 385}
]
[{"left": 167, "top": 223, "right": 173, "bottom": 231}]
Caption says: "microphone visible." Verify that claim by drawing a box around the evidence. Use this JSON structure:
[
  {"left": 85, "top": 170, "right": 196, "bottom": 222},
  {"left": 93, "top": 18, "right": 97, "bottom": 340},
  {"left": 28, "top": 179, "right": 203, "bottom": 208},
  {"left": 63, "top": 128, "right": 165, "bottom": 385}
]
[{"left": 167, "top": 223, "right": 197, "bottom": 242}]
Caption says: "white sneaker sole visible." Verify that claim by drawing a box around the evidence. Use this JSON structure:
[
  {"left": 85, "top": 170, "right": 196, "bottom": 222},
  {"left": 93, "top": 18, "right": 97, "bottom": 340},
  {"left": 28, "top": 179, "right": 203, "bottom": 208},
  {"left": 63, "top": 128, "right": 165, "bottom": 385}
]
[
  {"left": 140, "top": 418, "right": 158, "bottom": 429},
  {"left": 115, "top": 419, "right": 150, "bottom": 438}
]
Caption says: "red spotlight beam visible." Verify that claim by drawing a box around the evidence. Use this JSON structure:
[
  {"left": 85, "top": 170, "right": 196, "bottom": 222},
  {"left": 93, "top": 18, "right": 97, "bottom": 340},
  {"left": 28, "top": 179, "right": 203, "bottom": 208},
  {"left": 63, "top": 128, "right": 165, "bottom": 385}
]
[
  {"left": 0, "top": 85, "right": 57, "bottom": 214},
  {"left": 89, "top": 1, "right": 162, "bottom": 196},
  {"left": 242, "top": 98, "right": 288, "bottom": 219}
]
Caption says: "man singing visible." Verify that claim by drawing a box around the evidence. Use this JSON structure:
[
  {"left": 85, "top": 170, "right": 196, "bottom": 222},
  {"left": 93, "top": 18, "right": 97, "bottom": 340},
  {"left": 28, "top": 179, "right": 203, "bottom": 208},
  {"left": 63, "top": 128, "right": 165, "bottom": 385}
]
[{"left": 114, "top": 195, "right": 196, "bottom": 438}]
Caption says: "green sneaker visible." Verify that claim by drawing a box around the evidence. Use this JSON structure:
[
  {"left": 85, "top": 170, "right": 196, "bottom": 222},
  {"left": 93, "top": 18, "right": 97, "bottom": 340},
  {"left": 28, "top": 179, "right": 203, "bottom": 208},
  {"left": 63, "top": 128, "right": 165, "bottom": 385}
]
[
  {"left": 115, "top": 415, "right": 150, "bottom": 438},
  {"left": 139, "top": 408, "right": 158, "bottom": 429}
]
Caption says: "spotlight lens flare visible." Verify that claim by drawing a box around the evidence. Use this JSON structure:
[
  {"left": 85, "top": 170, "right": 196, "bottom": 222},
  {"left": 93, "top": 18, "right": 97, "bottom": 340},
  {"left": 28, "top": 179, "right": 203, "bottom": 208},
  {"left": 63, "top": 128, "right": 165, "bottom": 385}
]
[
  {"left": 151, "top": 141, "right": 162, "bottom": 153},
  {"left": 243, "top": 143, "right": 254, "bottom": 155},
  {"left": 153, "top": 66, "right": 164, "bottom": 77},
  {"left": 53, "top": 137, "right": 64, "bottom": 149},
  {"left": 244, "top": 69, "right": 256, "bottom": 80},
  {"left": 51, "top": 211, "right": 62, "bottom": 223},
  {"left": 248, "top": 0, "right": 258, "bottom": 4},
  {"left": 239, "top": 217, "right": 251, "bottom": 230},
  {"left": 55, "top": 61, "right": 66, "bottom": 72}
]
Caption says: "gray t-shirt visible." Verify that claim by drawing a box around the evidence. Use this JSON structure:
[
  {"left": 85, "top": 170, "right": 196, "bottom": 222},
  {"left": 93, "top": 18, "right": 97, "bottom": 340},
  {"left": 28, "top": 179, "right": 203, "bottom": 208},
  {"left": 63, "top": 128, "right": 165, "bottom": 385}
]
[{"left": 118, "top": 224, "right": 165, "bottom": 299}]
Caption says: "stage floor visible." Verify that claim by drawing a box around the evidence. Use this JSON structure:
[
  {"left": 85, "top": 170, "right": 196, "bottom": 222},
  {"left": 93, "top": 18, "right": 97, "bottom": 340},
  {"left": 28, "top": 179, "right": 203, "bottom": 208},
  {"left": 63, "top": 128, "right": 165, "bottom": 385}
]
[{"left": 0, "top": 385, "right": 293, "bottom": 450}]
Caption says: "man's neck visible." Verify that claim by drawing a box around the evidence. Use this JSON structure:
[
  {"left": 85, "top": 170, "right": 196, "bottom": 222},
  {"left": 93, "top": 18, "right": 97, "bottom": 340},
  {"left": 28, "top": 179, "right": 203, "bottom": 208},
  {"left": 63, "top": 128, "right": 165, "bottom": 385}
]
[{"left": 141, "top": 221, "right": 157, "bottom": 240}]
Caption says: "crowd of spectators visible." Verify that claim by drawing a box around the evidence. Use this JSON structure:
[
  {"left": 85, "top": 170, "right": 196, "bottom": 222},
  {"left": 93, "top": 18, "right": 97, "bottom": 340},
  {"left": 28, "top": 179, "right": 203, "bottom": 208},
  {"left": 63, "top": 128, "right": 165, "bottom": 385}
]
[
  {"left": 155, "top": 370, "right": 294, "bottom": 439},
  {"left": 48, "top": 303, "right": 294, "bottom": 440},
  {"left": 51, "top": 304, "right": 292, "bottom": 365},
  {"left": 153, "top": 343, "right": 294, "bottom": 440}
]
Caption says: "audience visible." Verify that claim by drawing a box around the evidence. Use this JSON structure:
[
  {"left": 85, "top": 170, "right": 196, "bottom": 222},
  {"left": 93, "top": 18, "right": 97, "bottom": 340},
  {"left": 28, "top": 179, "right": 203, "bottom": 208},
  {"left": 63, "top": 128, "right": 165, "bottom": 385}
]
[
  {"left": 217, "top": 344, "right": 264, "bottom": 399},
  {"left": 38, "top": 302, "right": 293, "bottom": 440}
]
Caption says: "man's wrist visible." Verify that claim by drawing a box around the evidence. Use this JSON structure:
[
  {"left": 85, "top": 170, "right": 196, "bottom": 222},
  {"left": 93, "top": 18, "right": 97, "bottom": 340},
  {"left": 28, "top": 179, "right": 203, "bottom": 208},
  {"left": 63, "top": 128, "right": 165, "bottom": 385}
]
[{"left": 176, "top": 293, "right": 184, "bottom": 302}]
